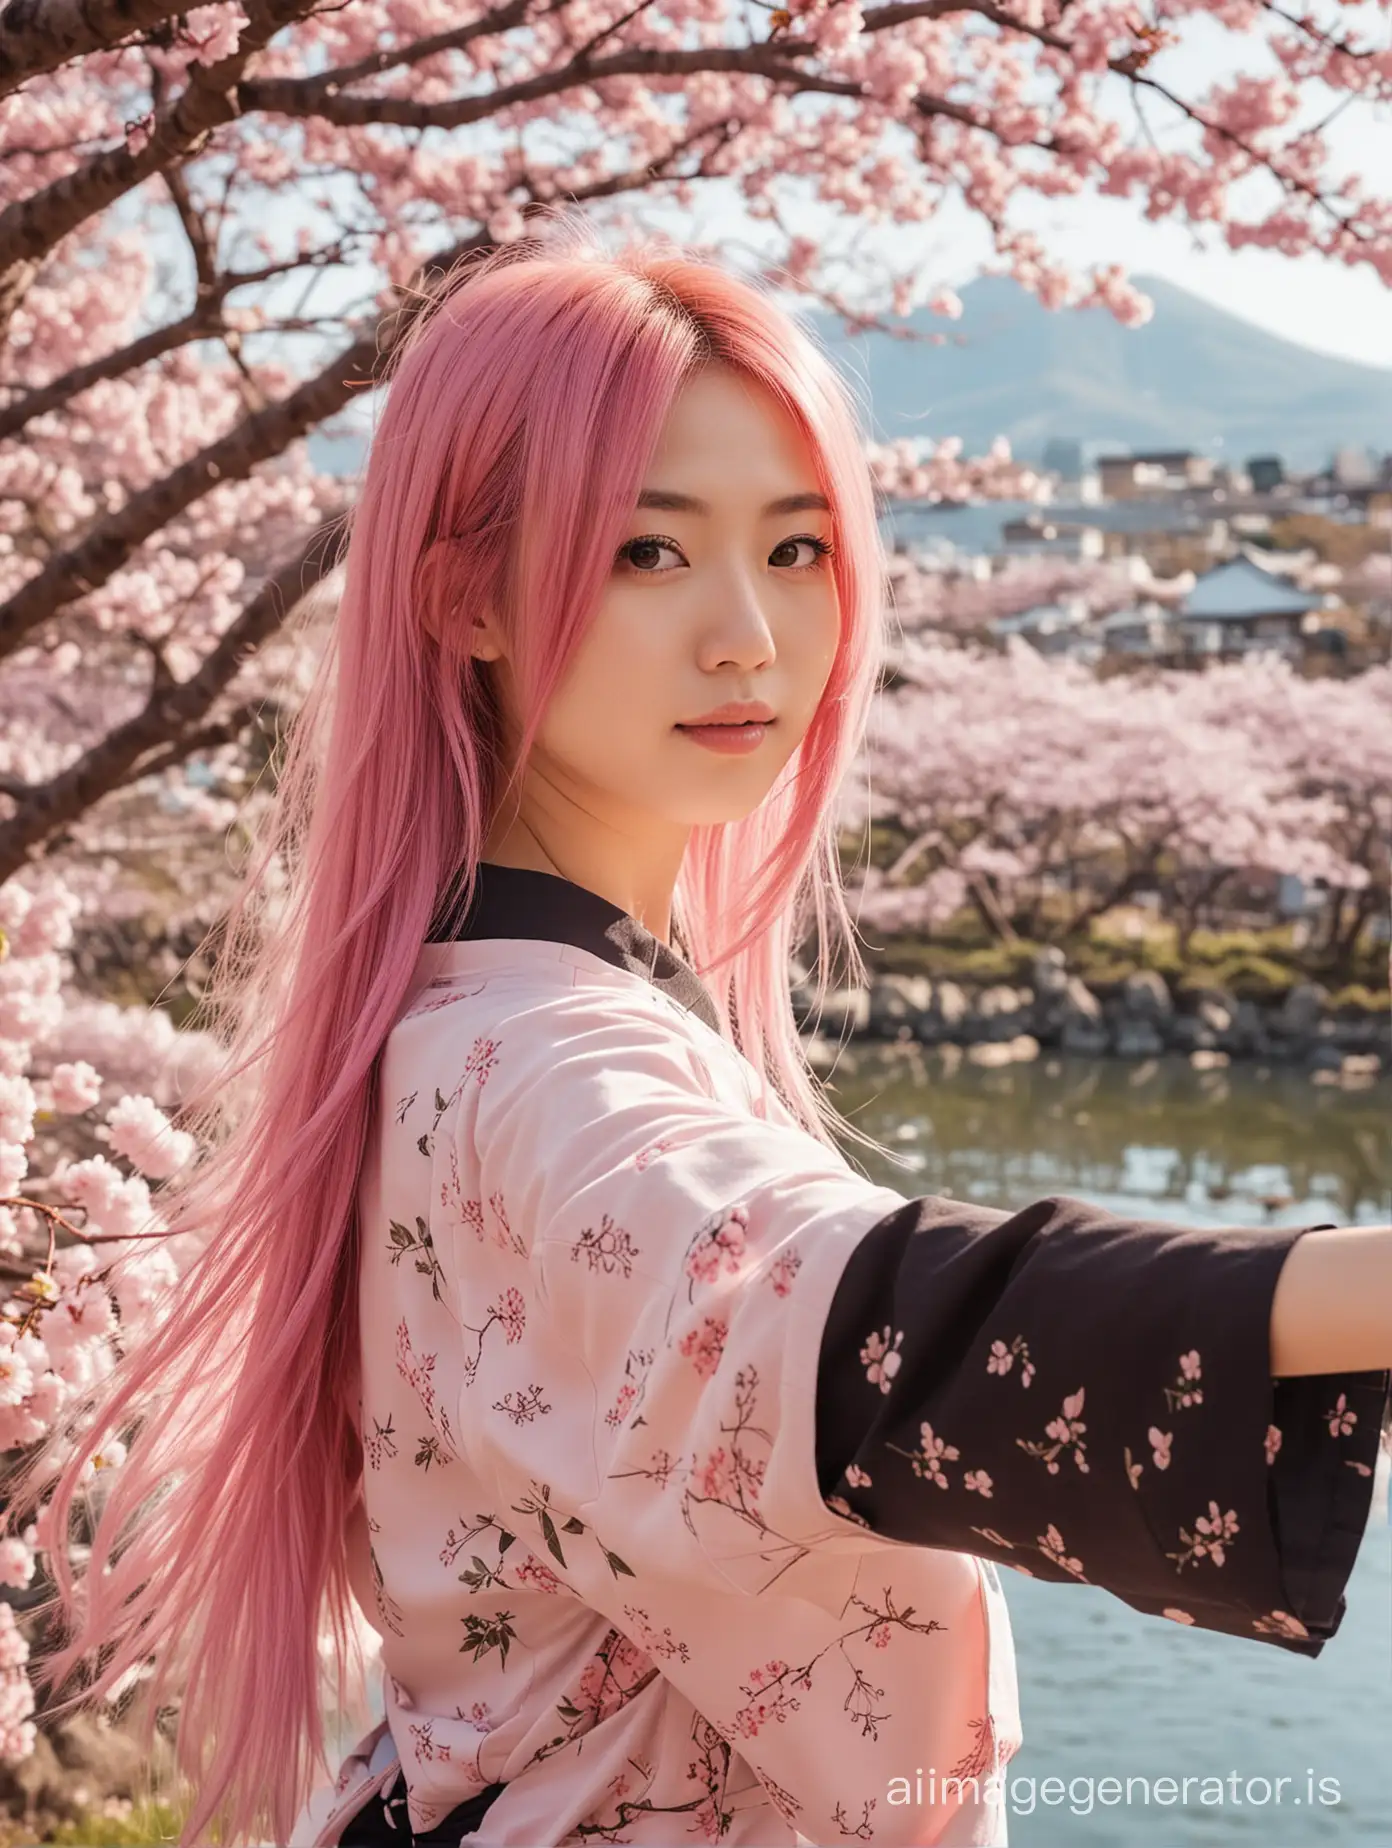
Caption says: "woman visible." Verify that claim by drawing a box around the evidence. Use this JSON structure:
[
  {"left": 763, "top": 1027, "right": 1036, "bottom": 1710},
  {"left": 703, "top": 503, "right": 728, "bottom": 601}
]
[{"left": 12, "top": 221, "right": 1391, "bottom": 1848}]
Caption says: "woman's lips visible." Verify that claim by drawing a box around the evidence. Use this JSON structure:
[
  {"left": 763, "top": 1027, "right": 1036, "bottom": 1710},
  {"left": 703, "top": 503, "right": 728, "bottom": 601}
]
[{"left": 675, "top": 720, "right": 773, "bottom": 754}]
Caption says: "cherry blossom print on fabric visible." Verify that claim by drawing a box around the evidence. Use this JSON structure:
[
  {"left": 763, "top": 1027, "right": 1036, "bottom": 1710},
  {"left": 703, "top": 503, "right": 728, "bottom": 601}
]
[
  {"left": 441, "top": 975, "right": 1019, "bottom": 1842},
  {"left": 815, "top": 1191, "right": 1389, "bottom": 1654}
]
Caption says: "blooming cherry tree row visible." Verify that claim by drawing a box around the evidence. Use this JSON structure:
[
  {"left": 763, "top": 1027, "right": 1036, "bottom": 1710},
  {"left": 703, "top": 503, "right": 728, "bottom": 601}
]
[{"left": 845, "top": 639, "right": 1391, "bottom": 954}]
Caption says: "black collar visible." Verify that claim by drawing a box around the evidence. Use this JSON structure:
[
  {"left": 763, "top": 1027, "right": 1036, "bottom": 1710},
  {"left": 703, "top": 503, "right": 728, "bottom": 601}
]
[{"left": 430, "top": 863, "right": 722, "bottom": 1034}]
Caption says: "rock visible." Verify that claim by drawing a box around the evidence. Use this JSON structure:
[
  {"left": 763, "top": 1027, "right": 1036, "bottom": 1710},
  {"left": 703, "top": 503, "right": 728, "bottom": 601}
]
[
  {"left": 1306, "top": 1043, "right": 1344, "bottom": 1073},
  {"left": 1330, "top": 1016, "right": 1386, "bottom": 1053},
  {"left": 1031, "top": 946, "right": 1069, "bottom": 998},
  {"left": 1276, "top": 981, "right": 1328, "bottom": 1038},
  {"left": 966, "top": 1040, "right": 1017, "bottom": 1067},
  {"left": 920, "top": 979, "right": 970, "bottom": 1043},
  {"left": 1061, "top": 1018, "right": 1111, "bottom": 1056},
  {"left": 1196, "top": 995, "right": 1234, "bottom": 1035},
  {"left": 1169, "top": 1014, "right": 1219, "bottom": 1053},
  {"left": 966, "top": 1034, "right": 1040, "bottom": 1067},
  {"left": 1218, "top": 1000, "right": 1271, "bottom": 1057},
  {"left": 1190, "top": 1048, "right": 1230, "bottom": 1071},
  {"left": 1342, "top": 1052, "right": 1382, "bottom": 1078},
  {"left": 967, "top": 983, "right": 1032, "bottom": 1042},
  {"left": 867, "top": 975, "right": 934, "bottom": 1040},
  {"left": 1112, "top": 1018, "right": 1165, "bottom": 1059},
  {"left": 1117, "top": 969, "right": 1173, "bottom": 1021}
]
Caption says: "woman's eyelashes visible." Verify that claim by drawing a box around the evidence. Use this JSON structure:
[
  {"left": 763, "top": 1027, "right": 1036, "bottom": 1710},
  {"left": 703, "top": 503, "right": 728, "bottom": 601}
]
[{"left": 615, "top": 532, "right": 835, "bottom": 574}]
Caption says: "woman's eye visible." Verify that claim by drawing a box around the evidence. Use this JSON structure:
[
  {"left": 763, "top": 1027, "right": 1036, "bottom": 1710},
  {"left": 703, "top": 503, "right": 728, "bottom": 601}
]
[
  {"left": 617, "top": 535, "right": 686, "bottom": 573},
  {"left": 770, "top": 535, "right": 834, "bottom": 570},
  {"left": 617, "top": 532, "right": 835, "bottom": 572}
]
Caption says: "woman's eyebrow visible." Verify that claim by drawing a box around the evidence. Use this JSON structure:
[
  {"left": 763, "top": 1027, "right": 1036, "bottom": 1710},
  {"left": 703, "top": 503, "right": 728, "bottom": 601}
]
[{"left": 635, "top": 489, "right": 831, "bottom": 516}]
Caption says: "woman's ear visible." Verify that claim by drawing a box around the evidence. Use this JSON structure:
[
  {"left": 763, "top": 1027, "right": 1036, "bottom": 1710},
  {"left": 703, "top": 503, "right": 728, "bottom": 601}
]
[{"left": 421, "top": 595, "right": 506, "bottom": 662}]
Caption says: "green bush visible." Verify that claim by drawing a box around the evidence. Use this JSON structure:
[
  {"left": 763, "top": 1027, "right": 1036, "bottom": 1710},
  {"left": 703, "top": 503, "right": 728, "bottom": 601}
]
[
  {"left": 1175, "top": 956, "right": 1298, "bottom": 1003},
  {"left": 1328, "top": 984, "right": 1392, "bottom": 1014}
]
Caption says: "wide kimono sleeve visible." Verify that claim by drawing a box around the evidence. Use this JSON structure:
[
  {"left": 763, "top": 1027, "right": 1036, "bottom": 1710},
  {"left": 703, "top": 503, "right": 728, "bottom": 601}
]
[{"left": 814, "top": 1193, "right": 1391, "bottom": 1655}]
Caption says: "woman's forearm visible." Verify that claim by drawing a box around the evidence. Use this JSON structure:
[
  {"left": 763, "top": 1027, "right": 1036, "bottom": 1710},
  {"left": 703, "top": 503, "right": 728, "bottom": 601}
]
[{"left": 1269, "top": 1224, "right": 1392, "bottom": 1375}]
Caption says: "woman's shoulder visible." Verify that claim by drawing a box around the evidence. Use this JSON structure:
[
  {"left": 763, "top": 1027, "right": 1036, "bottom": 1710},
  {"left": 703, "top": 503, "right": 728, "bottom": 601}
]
[{"left": 384, "top": 938, "right": 740, "bottom": 1111}]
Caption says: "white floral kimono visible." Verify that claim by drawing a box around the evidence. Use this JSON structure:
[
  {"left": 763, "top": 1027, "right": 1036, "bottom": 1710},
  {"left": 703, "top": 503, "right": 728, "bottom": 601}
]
[{"left": 291, "top": 867, "right": 1388, "bottom": 1848}]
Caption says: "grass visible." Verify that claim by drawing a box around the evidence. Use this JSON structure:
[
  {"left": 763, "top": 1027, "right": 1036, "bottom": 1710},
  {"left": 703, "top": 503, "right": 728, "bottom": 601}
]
[{"left": 45, "top": 1798, "right": 187, "bottom": 1845}]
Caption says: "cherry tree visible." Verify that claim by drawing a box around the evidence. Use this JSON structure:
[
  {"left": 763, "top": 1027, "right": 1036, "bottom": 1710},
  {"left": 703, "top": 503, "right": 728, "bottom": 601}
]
[
  {"left": 6, "top": 0, "right": 1392, "bottom": 1792},
  {"left": 883, "top": 552, "right": 1188, "bottom": 638},
  {"left": 845, "top": 637, "right": 1384, "bottom": 956}
]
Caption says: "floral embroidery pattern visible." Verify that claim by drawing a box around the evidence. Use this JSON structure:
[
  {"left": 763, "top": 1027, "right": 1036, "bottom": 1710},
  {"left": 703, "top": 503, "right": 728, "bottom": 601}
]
[
  {"left": 603, "top": 1346, "right": 654, "bottom": 1429},
  {"left": 460, "top": 1035, "right": 500, "bottom": 1088},
  {"left": 1264, "top": 1423, "right": 1283, "bottom": 1465},
  {"left": 459, "top": 1287, "right": 526, "bottom": 1385},
  {"left": 888, "top": 1420, "right": 959, "bottom": 1488},
  {"left": 395, "top": 1318, "right": 439, "bottom": 1422},
  {"left": 767, "top": 1247, "right": 802, "bottom": 1296},
  {"left": 1253, "top": 1609, "right": 1310, "bottom": 1639},
  {"left": 986, "top": 1335, "right": 1036, "bottom": 1386},
  {"left": 1037, "top": 1524, "right": 1086, "bottom": 1580},
  {"left": 369, "top": 1541, "right": 405, "bottom": 1636},
  {"left": 409, "top": 1720, "right": 453, "bottom": 1764},
  {"left": 493, "top": 1383, "right": 551, "bottom": 1424},
  {"left": 1162, "top": 1349, "right": 1204, "bottom": 1411},
  {"left": 679, "top": 1314, "right": 728, "bottom": 1378},
  {"left": 1326, "top": 1392, "right": 1357, "bottom": 1437},
  {"left": 401, "top": 979, "right": 488, "bottom": 1022},
  {"left": 623, "top": 1604, "right": 692, "bottom": 1663},
  {"left": 414, "top": 1433, "right": 448, "bottom": 1471},
  {"left": 365, "top": 1413, "right": 398, "bottom": 1470},
  {"left": 731, "top": 1585, "right": 948, "bottom": 1749},
  {"left": 1016, "top": 1387, "right": 1089, "bottom": 1475},
  {"left": 510, "top": 1480, "right": 635, "bottom": 1580},
  {"left": 633, "top": 1137, "right": 673, "bottom": 1171},
  {"left": 487, "top": 1190, "right": 525, "bottom": 1256},
  {"left": 683, "top": 1205, "right": 749, "bottom": 1288},
  {"left": 1168, "top": 1501, "right": 1240, "bottom": 1570},
  {"left": 571, "top": 1718, "right": 732, "bottom": 1843},
  {"left": 860, "top": 1326, "right": 903, "bottom": 1392},
  {"left": 387, "top": 1215, "right": 446, "bottom": 1303},
  {"left": 571, "top": 1214, "right": 640, "bottom": 1277}
]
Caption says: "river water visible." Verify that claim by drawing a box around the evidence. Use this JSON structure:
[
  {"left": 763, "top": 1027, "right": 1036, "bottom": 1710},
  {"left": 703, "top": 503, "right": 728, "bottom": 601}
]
[{"left": 832, "top": 1045, "right": 1391, "bottom": 1847}]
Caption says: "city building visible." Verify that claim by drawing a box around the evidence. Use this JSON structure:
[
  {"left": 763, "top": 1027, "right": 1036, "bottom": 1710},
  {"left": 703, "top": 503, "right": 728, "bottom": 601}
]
[
  {"left": 999, "top": 516, "right": 1105, "bottom": 560},
  {"left": 1176, "top": 553, "right": 1327, "bottom": 661},
  {"left": 1096, "top": 450, "right": 1216, "bottom": 499}
]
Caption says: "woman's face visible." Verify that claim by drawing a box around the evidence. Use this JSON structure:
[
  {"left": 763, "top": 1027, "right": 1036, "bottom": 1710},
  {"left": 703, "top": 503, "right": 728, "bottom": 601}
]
[{"left": 478, "top": 362, "right": 842, "bottom": 839}]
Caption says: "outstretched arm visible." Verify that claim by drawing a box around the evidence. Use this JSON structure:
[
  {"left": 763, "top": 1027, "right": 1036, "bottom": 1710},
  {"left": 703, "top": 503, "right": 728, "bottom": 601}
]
[{"left": 1270, "top": 1223, "right": 1392, "bottom": 1374}]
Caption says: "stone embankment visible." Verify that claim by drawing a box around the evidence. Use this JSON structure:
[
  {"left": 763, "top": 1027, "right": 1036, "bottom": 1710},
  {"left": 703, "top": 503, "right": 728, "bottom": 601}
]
[{"left": 795, "top": 947, "right": 1387, "bottom": 1080}]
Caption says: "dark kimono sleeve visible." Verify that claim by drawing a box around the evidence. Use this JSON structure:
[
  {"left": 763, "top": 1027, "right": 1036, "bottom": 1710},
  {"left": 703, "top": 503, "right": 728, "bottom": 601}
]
[{"left": 814, "top": 1193, "right": 1390, "bottom": 1656}]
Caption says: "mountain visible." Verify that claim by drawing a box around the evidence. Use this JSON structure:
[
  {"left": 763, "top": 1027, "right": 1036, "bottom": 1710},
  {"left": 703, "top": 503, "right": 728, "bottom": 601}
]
[{"left": 805, "top": 273, "right": 1392, "bottom": 470}]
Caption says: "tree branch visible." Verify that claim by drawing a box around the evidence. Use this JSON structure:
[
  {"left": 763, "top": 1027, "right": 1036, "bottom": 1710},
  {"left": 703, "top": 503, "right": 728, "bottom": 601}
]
[
  {"left": 0, "top": 0, "right": 188, "bottom": 100},
  {"left": 0, "top": 0, "right": 320, "bottom": 331},
  {"left": 0, "top": 247, "right": 344, "bottom": 446},
  {"left": 0, "top": 114, "right": 744, "bottom": 665},
  {"left": 0, "top": 525, "right": 342, "bottom": 883}
]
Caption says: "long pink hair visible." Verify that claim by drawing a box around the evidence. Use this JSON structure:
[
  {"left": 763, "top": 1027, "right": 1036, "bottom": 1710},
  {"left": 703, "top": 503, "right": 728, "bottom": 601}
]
[{"left": 7, "top": 220, "right": 892, "bottom": 1845}]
